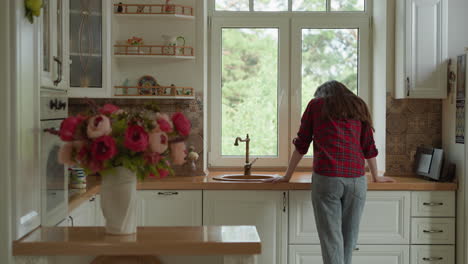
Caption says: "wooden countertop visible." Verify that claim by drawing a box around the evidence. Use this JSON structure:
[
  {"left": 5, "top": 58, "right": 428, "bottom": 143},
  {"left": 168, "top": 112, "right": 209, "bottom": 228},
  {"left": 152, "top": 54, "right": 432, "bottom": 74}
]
[
  {"left": 137, "top": 171, "right": 458, "bottom": 191},
  {"left": 13, "top": 226, "right": 261, "bottom": 256},
  {"left": 68, "top": 171, "right": 457, "bottom": 212}
]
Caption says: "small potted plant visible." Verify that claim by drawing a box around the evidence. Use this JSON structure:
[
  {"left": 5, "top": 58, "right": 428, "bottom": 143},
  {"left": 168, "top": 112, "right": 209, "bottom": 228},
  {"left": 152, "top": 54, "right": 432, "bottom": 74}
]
[
  {"left": 52, "top": 102, "right": 191, "bottom": 235},
  {"left": 127, "top": 36, "right": 144, "bottom": 54}
]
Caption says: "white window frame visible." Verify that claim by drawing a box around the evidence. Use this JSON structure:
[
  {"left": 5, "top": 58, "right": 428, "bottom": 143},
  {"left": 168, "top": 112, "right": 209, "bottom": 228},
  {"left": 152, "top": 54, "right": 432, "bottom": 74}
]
[
  {"left": 209, "top": 17, "right": 290, "bottom": 168},
  {"left": 208, "top": 1, "right": 372, "bottom": 168},
  {"left": 291, "top": 16, "right": 371, "bottom": 167}
]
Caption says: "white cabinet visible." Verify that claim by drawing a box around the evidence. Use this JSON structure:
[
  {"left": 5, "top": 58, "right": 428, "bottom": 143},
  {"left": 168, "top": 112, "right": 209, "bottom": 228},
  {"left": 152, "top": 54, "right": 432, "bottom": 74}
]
[
  {"left": 137, "top": 190, "right": 202, "bottom": 226},
  {"left": 410, "top": 245, "right": 454, "bottom": 264},
  {"left": 203, "top": 191, "right": 288, "bottom": 264},
  {"left": 289, "top": 191, "right": 411, "bottom": 245},
  {"left": 411, "top": 218, "right": 455, "bottom": 245},
  {"left": 40, "top": 0, "right": 68, "bottom": 90},
  {"left": 69, "top": 196, "right": 98, "bottom": 226},
  {"left": 289, "top": 245, "right": 410, "bottom": 264},
  {"left": 411, "top": 191, "right": 455, "bottom": 217},
  {"left": 395, "top": 0, "right": 448, "bottom": 99},
  {"left": 67, "top": 0, "right": 111, "bottom": 97}
]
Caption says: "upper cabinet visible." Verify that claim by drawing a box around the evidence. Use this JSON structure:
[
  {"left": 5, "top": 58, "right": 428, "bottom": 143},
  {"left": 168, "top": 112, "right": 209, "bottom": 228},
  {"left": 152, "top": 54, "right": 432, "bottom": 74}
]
[
  {"left": 395, "top": 0, "right": 448, "bottom": 99},
  {"left": 67, "top": 0, "right": 111, "bottom": 98},
  {"left": 40, "top": 0, "right": 68, "bottom": 90}
]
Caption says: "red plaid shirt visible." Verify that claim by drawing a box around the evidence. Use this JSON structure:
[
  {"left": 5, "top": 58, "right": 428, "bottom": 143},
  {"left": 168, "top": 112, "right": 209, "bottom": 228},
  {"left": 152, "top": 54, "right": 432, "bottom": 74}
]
[{"left": 293, "top": 98, "right": 378, "bottom": 178}]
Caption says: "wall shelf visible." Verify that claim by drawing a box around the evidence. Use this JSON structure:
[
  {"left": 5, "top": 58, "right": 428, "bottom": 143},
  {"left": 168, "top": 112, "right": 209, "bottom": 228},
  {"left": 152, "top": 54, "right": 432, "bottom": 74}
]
[
  {"left": 114, "top": 13, "right": 195, "bottom": 20},
  {"left": 114, "top": 44, "right": 195, "bottom": 59},
  {"left": 114, "top": 86, "right": 194, "bottom": 99},
  {"left": 113, "top": 3, "right": 194, "bottom": 17}
]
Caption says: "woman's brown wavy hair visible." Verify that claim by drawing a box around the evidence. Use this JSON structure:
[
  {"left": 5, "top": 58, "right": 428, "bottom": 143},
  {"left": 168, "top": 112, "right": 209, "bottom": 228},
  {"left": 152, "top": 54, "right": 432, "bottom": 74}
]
[{"left": 314, "top": 80, "right": 373, "bottom": 129}]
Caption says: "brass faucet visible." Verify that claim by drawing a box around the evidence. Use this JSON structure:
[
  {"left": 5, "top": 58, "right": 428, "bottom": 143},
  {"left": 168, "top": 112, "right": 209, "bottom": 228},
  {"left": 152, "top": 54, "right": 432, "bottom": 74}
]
[{"left": 234, "top": 134, "right": 258, "bottom": 176}]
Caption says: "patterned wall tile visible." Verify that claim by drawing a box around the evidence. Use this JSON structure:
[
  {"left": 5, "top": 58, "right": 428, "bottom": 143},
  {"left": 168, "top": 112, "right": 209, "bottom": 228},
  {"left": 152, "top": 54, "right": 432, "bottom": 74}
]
[{"left": 385, "top": 93, "right": 442, "bottom": 176}]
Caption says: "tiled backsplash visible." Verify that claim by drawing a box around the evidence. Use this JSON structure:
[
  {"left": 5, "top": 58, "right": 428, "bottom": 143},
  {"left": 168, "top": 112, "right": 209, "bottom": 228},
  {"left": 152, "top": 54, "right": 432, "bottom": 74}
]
[
  {"left": 386, "top": 93, "right": 442, "bottom": 176},
  {"left": 69, "top": 95, "right": 206, "bottom": 177}
]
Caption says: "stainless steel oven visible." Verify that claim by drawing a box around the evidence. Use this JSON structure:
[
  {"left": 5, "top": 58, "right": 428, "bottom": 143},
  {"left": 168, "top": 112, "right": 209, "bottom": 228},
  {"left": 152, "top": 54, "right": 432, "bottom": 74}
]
[{"left": 40, "top": 92, "right": 68, "bottom": 226}]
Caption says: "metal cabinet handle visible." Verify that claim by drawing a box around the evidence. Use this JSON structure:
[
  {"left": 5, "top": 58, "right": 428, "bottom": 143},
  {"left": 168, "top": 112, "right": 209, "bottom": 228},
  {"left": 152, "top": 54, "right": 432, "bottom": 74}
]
[
  {"left": 406, "top": 77, "right": 410, "bottom": 96},
  {"left": 53, "top": 56, "right": 62, "bottom": 86},
  {"left": 422, "top": 257, "right": 444, "bottom": 261},
  {"left": 354, "top": 248, "right": 360, "bottom": 251},
  {"left": 157, "top": 191, "right": 179, "bottom": 196},
  {"left": 69, "top": 216, "right": 74, "bottom": 227},
  {"left": 423, "top": 229, "right": 444, "bottom": 233},
  {"left": 423, "top": 202, "right": 444, "bottom": 206},
  {"left": 89, "top": 197, "right": 96, "bottom": 202},
  {"left": 282, "top": 192, "right": 287, "bottom": 212}
]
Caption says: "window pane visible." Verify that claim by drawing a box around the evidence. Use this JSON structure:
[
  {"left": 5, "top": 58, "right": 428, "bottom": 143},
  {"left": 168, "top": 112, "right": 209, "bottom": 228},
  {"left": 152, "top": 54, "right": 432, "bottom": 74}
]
[
  {"left": 331, "top": 0, "right": 365, "bottom": 11},
  {"left": 221, "top": 28, "right": 279, "bottom": 156},
  {"left": 254, "top": 0, "right": 288, "bottom": 11},
  {"left": 301, "top": 29, "right": 358, "bottom": 156},
  {"left": 216, "top": 0, "right": 249, "bottom": 11},
  {"left": 292, "top": 0, "right": 326, "bottom": 11}
]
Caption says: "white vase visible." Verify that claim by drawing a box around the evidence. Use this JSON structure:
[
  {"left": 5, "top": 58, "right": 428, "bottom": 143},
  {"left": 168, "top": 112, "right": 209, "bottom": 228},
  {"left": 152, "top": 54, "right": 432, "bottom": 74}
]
[{"left": 100, "top": 167, "right": 137, "bottom": 235}]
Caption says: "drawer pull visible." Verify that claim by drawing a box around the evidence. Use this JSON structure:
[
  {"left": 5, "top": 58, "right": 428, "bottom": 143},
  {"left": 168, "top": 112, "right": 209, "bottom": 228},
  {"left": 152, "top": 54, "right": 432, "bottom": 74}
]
[
  {"left": 422, "top": 257, "right": 443, "bottom": 261},
  {"left": 423, "top": 202, "right": 444, "bottom": 206},
  {"left": 157, "top": 191, "right": 179, "bottom": 196},
  {"left": 353, "top": 248, "right": 359, "bottom": 251},
  {"left": 423, "top": 229, "right": 444, "bottom": 233}
]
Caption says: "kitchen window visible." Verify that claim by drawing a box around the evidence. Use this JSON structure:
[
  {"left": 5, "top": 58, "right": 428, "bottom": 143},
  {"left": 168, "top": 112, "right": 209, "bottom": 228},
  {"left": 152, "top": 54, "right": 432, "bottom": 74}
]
[{"left": 209, "top": 0, "right": 371, "bottom": 167}]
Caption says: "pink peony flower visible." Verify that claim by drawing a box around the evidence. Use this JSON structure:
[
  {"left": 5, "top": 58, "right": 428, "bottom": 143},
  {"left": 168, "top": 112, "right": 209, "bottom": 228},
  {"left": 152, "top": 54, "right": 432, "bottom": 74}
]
[
  {"left": 124, "top": 125, "right": 149, "bottom": 152},
  {"left": 144, "top": 152, "right": 162, "bottom": 165},
  {"left": 170, "top": 142, "right": 187, "bottom": 165},
  {"left": 99, "top": 104, "right": 120, "bottom": 115},
  {"left": 155, "top": 113, "right": 173, "bottom": 133},
  {"left": 58, "top": 143, "right": 76, "bottom": 166},
  {"left": 172, "top": 112, "right": 191, "bottom": 137},
  {"left": 91, "top": 136, "right": 118, "bottom": 162},
  {"left": 59, "top": 115, "right": 85, "bottom": 141},
  {"left": 148, "top": 131, "right": 168, "bottom": 153},
  {"left": 87, "top": 115, "right": 112, "bottom": 139},
  {"left": 76, "top": 142, "right": 90, "bottom": 163}
]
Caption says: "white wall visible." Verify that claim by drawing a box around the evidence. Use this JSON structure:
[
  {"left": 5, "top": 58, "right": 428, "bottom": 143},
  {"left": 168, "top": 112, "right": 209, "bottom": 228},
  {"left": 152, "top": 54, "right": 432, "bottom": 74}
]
[
  {"left": 441, "top": 0, "right": 468, "bottom": 263},
  {"left": 0, "top": 0, "right": 12, "bottom": 262}
]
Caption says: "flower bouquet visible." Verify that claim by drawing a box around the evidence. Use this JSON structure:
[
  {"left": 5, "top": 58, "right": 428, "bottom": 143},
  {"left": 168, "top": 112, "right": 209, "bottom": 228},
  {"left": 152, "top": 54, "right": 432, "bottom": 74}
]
[{"left": 52, "top": 102, "right": 191, "bottom": 234}]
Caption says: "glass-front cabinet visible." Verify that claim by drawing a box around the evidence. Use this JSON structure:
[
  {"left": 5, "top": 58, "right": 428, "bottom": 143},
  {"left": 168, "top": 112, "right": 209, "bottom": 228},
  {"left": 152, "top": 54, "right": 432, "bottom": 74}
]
[
  {"left": 68, "top": 0, "right": 110, "bottom": 97},
  {"left": 41, "top": 0, "right": 68, "bottom": 90}
]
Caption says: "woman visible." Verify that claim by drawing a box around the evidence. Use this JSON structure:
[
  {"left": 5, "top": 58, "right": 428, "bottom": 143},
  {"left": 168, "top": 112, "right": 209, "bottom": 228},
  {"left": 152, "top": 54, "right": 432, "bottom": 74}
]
[{"left": 270, "top": 81, "right": 394, "bottom": 264}]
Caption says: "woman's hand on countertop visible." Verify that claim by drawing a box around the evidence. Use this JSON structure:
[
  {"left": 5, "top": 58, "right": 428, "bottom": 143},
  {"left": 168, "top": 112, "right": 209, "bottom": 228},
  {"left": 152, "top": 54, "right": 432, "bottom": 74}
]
[
  {"left": 372, "top": 176, "right": 396, "bottom": 183},
  {"left": 264, "top": 175, "right": 291, "bottom": 183}
]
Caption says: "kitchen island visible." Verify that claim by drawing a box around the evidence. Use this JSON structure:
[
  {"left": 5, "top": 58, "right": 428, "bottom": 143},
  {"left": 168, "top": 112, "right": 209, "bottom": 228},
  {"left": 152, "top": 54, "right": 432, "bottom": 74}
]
[{"left": 14, "top": 226, "right": 261, "bottom": 264}]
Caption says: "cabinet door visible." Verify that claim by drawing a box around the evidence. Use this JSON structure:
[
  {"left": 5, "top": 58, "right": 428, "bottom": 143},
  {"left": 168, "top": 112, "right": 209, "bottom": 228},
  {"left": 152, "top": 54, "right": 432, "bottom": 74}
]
[
  {"left": 40, "top": 0, "right": 67, "bottom": 90},
  {"left": 203, "top": 191, "right": 288, "bottom": 264},
  {"left": 411, "top": 191, "right": 455, "bottom": 217},
  {"left": 69, "top": 197, "right": 95, "bottom": 226},
  {"left": 138, "top": 190, "right": 202, "bottom": 226},
  {"left": 67, "top": 0, "right": 110, "bottom": 97},
  {"left": 289, "top": 245, "right": 410, "bottom": 264},
  {"left": 289, "top": 191, "right": 410, "bottom": 244},
  {"left": 395, "top": 0, "right": 447, "bottom": 99}
]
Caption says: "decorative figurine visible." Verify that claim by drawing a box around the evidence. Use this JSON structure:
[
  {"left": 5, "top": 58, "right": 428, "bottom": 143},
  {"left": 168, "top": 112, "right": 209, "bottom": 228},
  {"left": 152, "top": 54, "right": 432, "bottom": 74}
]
[
  {"left": 164, "top": 0, "right": 175, "bottom": 13},
  {"left": 136, "top": 5, "right": 145, "bottom": 13},
  {"left": 186, "top": 146, "right": 199, "bottom": 172},
  {"left": 117, "top": 2, "right": 123, "bottom": 13}
]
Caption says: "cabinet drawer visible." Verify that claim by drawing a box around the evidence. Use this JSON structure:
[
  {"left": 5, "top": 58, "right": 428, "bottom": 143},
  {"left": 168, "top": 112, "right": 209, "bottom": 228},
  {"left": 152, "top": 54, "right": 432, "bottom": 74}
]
[
  {"left": 289, "top": 191, "right": 410, "bottom": 244},
  {"left": 410, "top": 245, "right": 454, "bottom": 264},
  {"left": 137, "top": 190, "right": 202, "bottom": 226},
  {"left": 289, "top": 245, "right": 410, "bottom": 264},
  {"left": 411, "top": 192, "right": 455, "bottom": 217},
  {"left": 411, "top": 218, "right": 455, "bottom": 244}
]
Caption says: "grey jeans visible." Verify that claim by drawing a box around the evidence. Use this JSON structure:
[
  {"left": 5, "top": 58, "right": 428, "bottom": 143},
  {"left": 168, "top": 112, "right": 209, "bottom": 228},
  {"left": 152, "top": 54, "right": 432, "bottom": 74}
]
[{"left": 311, "top": 173, "right": 367, "bottom": 264}]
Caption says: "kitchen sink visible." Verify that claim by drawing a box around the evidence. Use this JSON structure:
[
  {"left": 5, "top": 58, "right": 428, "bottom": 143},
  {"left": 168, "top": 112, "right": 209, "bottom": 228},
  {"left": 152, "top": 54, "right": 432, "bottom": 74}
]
[{"left": 213, "top": 174, "right": 280, "bottom": 182}]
